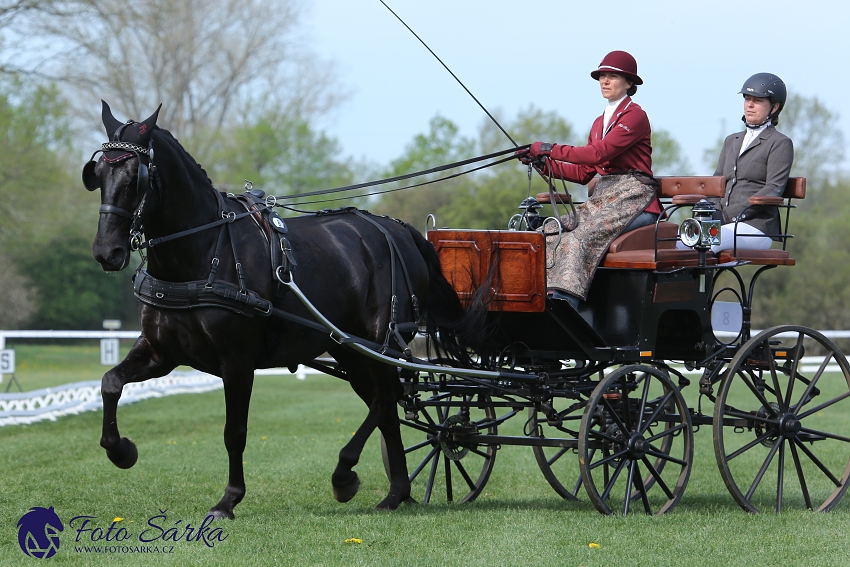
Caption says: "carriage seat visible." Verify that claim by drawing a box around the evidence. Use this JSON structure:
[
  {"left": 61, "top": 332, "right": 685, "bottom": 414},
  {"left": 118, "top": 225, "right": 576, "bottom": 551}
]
[
  {"left": 600, "top": 176, "right": 805, "bottom": 268},
  {"left": 598, "top": 177, "right": 726, "bottom": 269},
  {"left": 716, "top": 177, "right": 806, "bottom": 266},
  {"left": 533, "top": 176, "right": 805, "bottom": 270}
]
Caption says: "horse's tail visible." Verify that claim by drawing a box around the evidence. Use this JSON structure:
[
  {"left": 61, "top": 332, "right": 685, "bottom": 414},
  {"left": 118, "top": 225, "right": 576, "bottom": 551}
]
[{"left": 405, "top": 224, "right": 492, "bottom": 366}]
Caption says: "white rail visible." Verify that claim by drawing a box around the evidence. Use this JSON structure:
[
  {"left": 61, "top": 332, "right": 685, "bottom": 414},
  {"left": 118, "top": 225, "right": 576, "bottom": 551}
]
[
  {"left": 0, "top": 329, "right": 141, "bottom": 349},
  {"left": 0, "top": 367, "right": 320, "bottom": 427}
]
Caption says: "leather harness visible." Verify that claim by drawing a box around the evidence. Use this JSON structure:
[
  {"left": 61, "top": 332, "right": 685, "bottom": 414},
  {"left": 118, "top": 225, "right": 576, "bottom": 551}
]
[{"left": 132, "top": 190, "right": 420, "bottom": 358}]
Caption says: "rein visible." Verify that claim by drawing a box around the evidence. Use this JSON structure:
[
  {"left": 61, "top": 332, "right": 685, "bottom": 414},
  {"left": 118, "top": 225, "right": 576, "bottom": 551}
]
[{"left": 270, "top": 145, "right": 527, "bottom": 202}]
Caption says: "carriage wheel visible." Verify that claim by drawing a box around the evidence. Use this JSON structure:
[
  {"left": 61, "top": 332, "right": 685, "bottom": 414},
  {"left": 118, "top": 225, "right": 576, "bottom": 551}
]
[
  {"left": 531, "top": 365, "right": 679, "bottom": 502},
  {"left": 384, "top": 391, "right": 501, "bottom": 504},
  {"left": 579, "top": 365, "right": 693, "bottom": 515},
  {"left": 713, "top": 325, "right": 850, "bottom": 512},
  {"left": 528, "top": 396, "right": 588, "bottom": 501}
]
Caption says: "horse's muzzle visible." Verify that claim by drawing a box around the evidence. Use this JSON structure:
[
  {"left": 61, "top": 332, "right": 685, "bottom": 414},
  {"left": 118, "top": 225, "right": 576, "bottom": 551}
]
[{"left": 92, "top": 242, "right": 130, "bottom": 271}]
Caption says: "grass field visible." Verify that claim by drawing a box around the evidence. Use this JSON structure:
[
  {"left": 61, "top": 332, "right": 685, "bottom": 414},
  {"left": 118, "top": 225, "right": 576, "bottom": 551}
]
[{"left": 2, "top": 347, "right": 850, "bottom": 566}]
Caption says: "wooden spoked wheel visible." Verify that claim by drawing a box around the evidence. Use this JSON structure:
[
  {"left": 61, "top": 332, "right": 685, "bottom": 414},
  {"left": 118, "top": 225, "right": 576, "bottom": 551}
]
[
  {"left": 579, "top": 365, "right": 693, "bottom": 515},
  {"left": 385, "top": 391, "right": 502, "bottom": 504},
  {"left": 713, "top": 326, "right": 850, "bottom": 512}
]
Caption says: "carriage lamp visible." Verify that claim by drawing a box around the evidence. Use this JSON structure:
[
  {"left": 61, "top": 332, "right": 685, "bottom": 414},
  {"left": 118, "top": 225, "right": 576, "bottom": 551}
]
[
  {"left": 510, "top": 196, "right": 544, "bottom": 230},
  {"left": 679, "top": 199, "right": 721, "bottom": 250}
]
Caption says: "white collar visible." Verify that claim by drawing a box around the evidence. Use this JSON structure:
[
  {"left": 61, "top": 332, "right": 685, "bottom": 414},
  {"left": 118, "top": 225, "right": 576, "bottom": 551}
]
[
  {"left": 605, "top": 95, "right": 626, "bottom": 112},
  {"left": 745, "top": 121, "right": 771, "bottom": 135},
  {"left": 740, "top": 122, "right": 770, "bottom": 154},
  {"left": 602, "top": 96, "right": 627, "bottom": 135}
]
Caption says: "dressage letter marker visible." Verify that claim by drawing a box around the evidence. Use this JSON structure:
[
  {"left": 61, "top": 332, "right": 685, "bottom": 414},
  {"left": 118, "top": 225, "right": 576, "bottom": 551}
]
[
  {"left": 0, "top": 349, "right": 14, "bottom": 374},
  {"left": 100, "top": 339, "right": 119, "bottom": 366}
]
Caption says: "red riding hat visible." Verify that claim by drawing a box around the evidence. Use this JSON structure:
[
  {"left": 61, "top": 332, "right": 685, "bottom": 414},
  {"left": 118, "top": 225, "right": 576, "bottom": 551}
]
[{"left": 590, "top": 51, "right": 643, "bottom": 85}]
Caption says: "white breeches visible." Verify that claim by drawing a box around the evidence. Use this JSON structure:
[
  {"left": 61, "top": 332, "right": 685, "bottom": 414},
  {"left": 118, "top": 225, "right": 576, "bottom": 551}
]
[{"left": 711, "top": 222, "right": 772, "bottom": 253}]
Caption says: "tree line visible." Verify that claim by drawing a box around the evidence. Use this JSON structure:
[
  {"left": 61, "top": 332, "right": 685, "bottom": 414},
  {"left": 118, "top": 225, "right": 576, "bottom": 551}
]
[{"left": 0, "top": 0, "right": 847, "bottom": 332}]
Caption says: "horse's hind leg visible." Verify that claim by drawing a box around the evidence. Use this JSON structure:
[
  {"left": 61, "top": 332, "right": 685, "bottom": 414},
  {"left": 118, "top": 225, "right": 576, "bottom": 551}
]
[
  {"left": 209, "top": 371, "right": 254, "bottom": 520},
  {"left": 372, "top": 372, "right": 411, "bottom": 510},
  {"left": 100, "top": 337, "right": 176, "bottom": 468}
]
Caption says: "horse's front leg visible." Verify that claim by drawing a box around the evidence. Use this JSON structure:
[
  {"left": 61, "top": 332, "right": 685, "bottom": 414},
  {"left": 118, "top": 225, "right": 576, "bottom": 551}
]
[
  {"left": 100, "top": 336, "right": 176, "bottom": 468},
  {"left": 336, "top": 378, "right": 410, "bottom": 510},
  {"left": 332, "top": 402, "right": 376, "bottom": 504},
  {"left": 209, "top": 371, "right": 255, "bottom": 520},
  {"left": 331, "top": 356, "right": 410, "bottom": 510}
]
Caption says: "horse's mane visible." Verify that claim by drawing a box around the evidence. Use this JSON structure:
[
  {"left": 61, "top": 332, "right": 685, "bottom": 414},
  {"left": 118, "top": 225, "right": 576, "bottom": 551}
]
[{"left": 152, "top": 126, "right": 216, "bottom": 189}]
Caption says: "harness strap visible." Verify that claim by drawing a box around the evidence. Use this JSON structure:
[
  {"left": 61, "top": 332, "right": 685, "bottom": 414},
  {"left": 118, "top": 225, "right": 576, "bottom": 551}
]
[
  {"left": 99, "top": 204, "right": 135, "bottom": 219},
  {"left": 133, "top": 270, "right": 272, "bottom": 316},
  {"left": 206, "top": 223, "right": 228, "bottom": 288},
  {"left": 233, "top": 191, "right": 296, "bottom": 297},
  {"left": 350, "top": 210, "right": 419, "bottom": 319},
  {"left": 349, "top": 210, "right": 420, "bottom": 357},
  {"left": 227, "top": 222, "right": 247, "bottom": 293},
  {"left": 139, "top": 206, "right": 260, "bottom": 250}
]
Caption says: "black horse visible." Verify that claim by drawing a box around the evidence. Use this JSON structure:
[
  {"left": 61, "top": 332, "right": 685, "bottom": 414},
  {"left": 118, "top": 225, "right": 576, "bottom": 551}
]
[{"left": 83, "top": 101, "right": 471, "bottom": 518}]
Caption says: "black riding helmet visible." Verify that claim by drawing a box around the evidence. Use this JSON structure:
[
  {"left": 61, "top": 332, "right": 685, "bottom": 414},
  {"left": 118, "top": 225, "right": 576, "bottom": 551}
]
[{"left": 739, "top": 73, "right": 787, "bottom": 126}]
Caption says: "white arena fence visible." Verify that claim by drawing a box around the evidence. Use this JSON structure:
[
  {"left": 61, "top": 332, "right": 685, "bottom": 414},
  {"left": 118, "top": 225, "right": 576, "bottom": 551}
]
[
  {"left": 1, "top": 329, "right": 849, "bottom": 428},
  {"left": 0, "top": 368, "right": 319, "bottom": 427},
  {"left": 0, "top": 330, "right": 320, "bottom": 427}
]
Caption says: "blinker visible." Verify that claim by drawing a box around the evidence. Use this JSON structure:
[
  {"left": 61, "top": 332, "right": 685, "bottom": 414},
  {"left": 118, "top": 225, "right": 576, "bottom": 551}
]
[
  {"left": 82, "top": 160, "right": 99, "bottom": 191},
  {"left": 81, "top": 148, "right": 151, "bottom": 194},
  {"left": 137, "top": 162, "right": 149, "bottom": 193}
]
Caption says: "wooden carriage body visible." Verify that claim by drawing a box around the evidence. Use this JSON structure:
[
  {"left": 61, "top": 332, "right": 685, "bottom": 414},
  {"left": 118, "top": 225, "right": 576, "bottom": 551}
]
[
  {"left": 426, "top": 175, "right": 807, "bottom": 363},
  {"left": 427, "top": 228, "right": 716, "bottom": 364}
]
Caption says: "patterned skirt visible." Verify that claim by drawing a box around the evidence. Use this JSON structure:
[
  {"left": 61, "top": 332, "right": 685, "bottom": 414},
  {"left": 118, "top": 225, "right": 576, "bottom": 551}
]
[{"left": 544, "top": 173, "right": 657, "bottom": 299}]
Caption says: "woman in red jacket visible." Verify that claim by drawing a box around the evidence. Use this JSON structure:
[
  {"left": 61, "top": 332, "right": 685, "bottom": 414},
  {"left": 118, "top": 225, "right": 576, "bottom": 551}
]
[{"left": 523, "top": 50, "right": 661, "bottom": 303}]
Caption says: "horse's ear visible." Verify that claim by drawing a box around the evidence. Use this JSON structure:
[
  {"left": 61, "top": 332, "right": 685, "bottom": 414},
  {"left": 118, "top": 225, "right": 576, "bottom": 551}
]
[
  {"left": 101, "top": 100, "right": 123, "bottom": 138},
  {"left": 141, "top": 104, "right": 162, "bottom": 131}
]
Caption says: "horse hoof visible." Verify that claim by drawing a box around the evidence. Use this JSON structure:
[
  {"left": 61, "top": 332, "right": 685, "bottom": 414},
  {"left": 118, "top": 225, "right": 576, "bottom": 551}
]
[
  {"left": 333, "top": 474, "right": 360, "bottom": 503},
  {"left": 375, "top": 497, "right": 398, "bottom": 511},
  {"left": 208, "top": 508, "right": 235, "bottom": 521},
  {"left": 375, "top": 492, "right": 412, "bottom": 511},
  {"left": 107, "top": 437, "right": 138, "bottom": 469}
]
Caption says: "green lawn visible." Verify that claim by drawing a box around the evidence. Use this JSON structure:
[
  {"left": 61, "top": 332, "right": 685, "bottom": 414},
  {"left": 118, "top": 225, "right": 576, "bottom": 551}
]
[{"left": 2, "top": 367, "right": 850, "bottom": 566}]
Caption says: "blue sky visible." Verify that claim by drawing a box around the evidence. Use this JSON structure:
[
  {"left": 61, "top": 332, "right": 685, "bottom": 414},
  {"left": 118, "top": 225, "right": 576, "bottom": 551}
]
[{"left": 307, "top": 0, "right": 847, "bottom": 175}]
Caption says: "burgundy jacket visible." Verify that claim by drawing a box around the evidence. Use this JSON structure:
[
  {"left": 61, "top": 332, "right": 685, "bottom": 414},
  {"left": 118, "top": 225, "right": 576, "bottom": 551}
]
[{"left": 543, "top": 97, "right": 661, "bottom": 214}]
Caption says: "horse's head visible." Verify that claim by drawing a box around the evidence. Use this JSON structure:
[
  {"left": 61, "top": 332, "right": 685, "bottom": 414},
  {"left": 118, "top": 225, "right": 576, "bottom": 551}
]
[{"left": 84, "top": 101, "right": 161, "bottom": 271}]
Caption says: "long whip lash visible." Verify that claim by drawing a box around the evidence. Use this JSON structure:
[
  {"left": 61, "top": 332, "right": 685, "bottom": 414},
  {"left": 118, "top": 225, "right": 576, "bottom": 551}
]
[{"left": 379, "top": 0, "right": 518, "bottom": 147}]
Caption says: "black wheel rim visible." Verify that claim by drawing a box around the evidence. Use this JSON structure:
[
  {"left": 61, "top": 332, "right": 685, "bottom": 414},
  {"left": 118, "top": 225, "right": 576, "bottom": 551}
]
[
  {"left": 579, "top": 365, "right": 693, "bottom": 515},
  {"left": 388, "top": 391, "right": 499, "bottom": 504},
  {"left": 528, "top": 397, "right": 587, "bottom": 501},
  {"left": 713, "top": 325, "right": 850, "bottom": 512}
]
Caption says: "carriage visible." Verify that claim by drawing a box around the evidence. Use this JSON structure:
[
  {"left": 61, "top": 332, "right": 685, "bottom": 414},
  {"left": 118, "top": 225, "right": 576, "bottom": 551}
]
[
  {"left": 383, "top": 174, "right": 850, "bottom": 515},
  {"left": 85, "top": 103, "right": 850, "bottom": 518}
]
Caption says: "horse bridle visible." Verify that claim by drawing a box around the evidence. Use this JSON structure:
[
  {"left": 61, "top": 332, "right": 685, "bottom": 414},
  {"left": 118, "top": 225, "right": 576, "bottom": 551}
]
[{"left": 82, "top": 122, "right": 156, "bottom": 248}]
